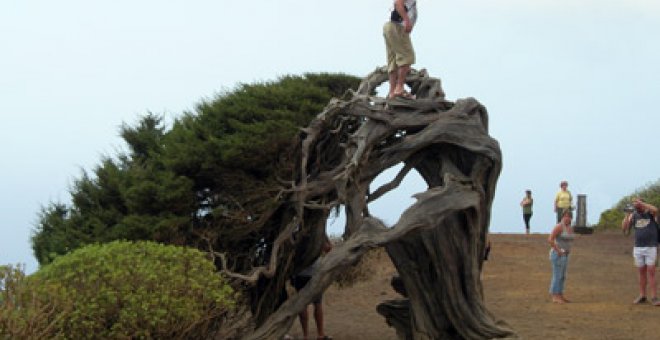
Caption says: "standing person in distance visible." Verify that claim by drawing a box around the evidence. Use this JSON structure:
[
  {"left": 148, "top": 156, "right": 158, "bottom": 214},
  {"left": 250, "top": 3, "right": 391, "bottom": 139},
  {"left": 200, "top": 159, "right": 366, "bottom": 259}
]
[
  {"left": 622, "top": 198, "right": 660, "bottom": 306},
  {"left": 548, "top": 208, "right": 575, "bottom": 304},
  {"left": 291, "top": 236, "right": 334, "bottom": 339},
  {"left": 383, "top": 0, "right": 418, "bottom": 100},
  {"left": 554, "top": 180, "right": 573, "bottom": 223},
  {"left": 520, "top": 189, "right": 533, "bottom": 235}
]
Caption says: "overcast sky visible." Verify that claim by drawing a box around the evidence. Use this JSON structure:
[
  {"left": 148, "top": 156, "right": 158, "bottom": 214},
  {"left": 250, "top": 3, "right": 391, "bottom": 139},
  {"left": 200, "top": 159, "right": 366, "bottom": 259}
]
[{"left": 2, "top": 0, "right": 659, "bottom": 273}]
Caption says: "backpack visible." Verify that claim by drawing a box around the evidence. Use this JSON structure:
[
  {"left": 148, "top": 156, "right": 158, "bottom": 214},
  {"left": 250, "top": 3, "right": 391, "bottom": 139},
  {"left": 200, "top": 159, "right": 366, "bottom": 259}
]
[
  {"left": 390, "top": 5, "right": 408, "bottom": 23},
  {"left": 390, "top": 0, "right": 415, "bottom": 23}
]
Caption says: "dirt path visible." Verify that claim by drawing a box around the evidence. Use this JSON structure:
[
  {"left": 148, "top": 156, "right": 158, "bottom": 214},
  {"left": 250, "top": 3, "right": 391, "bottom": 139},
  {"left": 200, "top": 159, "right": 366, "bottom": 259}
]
[{"left": 286, "top": 232, "right": 660, "bottom": 339}]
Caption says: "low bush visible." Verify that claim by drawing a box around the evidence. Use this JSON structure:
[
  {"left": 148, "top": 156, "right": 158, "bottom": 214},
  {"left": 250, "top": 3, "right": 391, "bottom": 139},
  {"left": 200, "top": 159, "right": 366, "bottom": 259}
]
[
  {"left": 1, "top": 241, "right": 237, "bottom": 339},
  {"left": 0, "top": 264, "right": 71, "bottom": 339}
]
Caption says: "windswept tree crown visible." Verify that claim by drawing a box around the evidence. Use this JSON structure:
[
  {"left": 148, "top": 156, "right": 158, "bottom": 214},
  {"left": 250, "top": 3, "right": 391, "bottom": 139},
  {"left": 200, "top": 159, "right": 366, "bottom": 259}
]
[{"left": 32, "top": 73, "right": 360, "bottom": 267}]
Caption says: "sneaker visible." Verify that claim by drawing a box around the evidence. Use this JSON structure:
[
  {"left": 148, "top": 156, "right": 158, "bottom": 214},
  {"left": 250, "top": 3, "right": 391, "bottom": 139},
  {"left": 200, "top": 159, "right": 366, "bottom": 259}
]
[
  {"left": 651, "top": 297, "right": 660, "bottom": 306},
  {"left": 633, "top": 295, "right": 647, "bottom": 304}
]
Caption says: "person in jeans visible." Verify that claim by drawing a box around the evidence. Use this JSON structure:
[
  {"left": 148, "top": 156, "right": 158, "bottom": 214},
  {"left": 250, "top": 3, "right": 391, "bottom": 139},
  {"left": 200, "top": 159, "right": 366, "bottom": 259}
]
[
  {"left": 622, "top": 198, "right": 660, "bottom": 305},
  {"left": 548, "top": 208, "right": 575, "bottom": 304}
]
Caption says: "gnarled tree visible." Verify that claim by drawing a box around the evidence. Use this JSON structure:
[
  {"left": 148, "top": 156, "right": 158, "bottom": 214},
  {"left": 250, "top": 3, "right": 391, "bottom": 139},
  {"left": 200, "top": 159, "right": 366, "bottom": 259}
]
[
  {"left": 236, "top": 67, "right": 516, "bottom": 339},
  {"left": 32, "top": 68, "right": 515, "bottom": 339}
]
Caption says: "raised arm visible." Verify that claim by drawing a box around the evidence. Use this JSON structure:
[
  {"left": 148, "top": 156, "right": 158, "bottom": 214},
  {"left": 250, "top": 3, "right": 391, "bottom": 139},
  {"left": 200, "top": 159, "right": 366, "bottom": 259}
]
[
  {"left": 622, "top": 212, "right": 633, "bottom": 233},
  {"left": 635, "top": 198, "right": 658, "bottom": 219},
  {"left": 394, "top": 0, "right": 413, "bottom": 33}
]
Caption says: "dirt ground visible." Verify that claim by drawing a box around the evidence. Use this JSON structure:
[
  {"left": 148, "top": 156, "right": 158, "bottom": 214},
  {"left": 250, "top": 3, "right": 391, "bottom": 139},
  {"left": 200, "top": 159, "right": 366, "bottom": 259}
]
[{"left": 285, "top": 231, "right": 660, "bottom": 339}]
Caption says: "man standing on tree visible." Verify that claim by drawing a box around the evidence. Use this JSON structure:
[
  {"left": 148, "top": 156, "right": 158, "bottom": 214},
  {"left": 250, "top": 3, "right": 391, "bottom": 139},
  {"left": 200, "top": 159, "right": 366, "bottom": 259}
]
[
  {"left": 622, "top": 198, "right": 660, "bottom": 306},
  {"left": 383, "top": 0, "right": 417, "bottom": 99}
]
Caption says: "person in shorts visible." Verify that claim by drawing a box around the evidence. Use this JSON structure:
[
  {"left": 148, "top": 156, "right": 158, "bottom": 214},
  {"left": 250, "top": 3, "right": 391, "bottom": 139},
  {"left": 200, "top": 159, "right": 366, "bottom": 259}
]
[
  {"left": 622, "top": 198, "right": 660, "bottom": 305},
  {"left": 291, "top": 236, "right": 333, "bottom": 339},
  {"left": 383, "top": 0, "right": 418, "bottom": 100}
]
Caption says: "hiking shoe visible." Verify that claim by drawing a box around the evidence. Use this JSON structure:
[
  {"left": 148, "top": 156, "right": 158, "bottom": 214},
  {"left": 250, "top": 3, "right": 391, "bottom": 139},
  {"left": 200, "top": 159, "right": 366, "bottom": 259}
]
[{"left": 633, "top": 295, "right": 647, "bottom": 304}]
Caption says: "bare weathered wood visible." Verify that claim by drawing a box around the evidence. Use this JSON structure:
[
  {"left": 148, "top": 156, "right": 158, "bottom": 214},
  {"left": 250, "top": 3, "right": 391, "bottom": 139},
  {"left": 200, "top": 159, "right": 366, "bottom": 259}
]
[
  {"left": 234, "top": 67, "right": 516, "bottom": 339},
  {"left": 377, "top": 299, "right": 413, "bottom": 340}
]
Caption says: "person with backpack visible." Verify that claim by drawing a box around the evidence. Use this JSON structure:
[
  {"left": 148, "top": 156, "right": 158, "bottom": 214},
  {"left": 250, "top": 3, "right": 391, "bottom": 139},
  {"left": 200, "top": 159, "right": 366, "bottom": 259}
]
[
  {"left": 548, "top": 208, "right": 576, "bottom": 304},
  {"left": 383, "top": 0, "right": 418, "bottom": 100},
  {"left": 622, "top": 198, "right": 660, "bottom": 306}
]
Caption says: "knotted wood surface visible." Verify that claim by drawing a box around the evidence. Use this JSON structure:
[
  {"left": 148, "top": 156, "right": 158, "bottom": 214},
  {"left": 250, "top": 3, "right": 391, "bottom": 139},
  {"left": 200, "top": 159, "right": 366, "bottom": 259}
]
[{"left": 241, "top": 67, "right": 516, "bottom": 339}]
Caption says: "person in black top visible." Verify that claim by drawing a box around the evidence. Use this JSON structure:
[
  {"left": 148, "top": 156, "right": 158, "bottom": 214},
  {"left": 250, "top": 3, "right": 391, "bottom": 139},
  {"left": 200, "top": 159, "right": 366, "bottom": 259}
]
[{"left": 622, "top": 198, "right": 660, "bottom": 305}]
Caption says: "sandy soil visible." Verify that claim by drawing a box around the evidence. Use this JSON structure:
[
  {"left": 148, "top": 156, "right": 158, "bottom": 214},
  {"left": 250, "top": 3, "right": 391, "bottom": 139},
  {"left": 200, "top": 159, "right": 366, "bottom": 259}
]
[{"left": 285, "top": 231, "right": 660, "bottom": 339}]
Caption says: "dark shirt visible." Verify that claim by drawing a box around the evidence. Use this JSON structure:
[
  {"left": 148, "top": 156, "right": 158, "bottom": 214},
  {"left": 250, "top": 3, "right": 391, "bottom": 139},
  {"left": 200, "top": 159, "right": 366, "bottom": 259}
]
[{"left": 632, "top": 211, "right": 659, "bottom": 247}]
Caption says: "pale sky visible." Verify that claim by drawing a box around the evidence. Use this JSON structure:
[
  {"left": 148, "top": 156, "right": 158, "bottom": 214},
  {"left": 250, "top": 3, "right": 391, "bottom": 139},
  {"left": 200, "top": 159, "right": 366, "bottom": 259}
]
[{"left": 2, "top": 0, "right": 659, "bottom": 273}]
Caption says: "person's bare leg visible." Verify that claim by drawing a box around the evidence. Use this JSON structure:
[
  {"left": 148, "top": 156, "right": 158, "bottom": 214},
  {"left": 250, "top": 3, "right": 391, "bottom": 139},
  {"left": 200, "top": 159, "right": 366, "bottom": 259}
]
[
  {"left": 394, "top": 64, "right": 411, "bottom": 95},
  {"left": 299, "top": 306, "right": 310, "bottom": 339},
  {"left": 313, "top": 302, "right": 325, "bottom": 338},
  {"left": 639, "top": 266, "right": 648, "bottom": 298},
  {"left": 388, "top": 69, "right": 398, "bottom": 98},
  {"left": 648, "top": 266, "right": 657, "bottom": 299}
]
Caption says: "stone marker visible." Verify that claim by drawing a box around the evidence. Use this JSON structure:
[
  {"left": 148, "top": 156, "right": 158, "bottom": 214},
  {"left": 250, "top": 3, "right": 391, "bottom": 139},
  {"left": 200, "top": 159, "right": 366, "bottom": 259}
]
[{"left": 574, "top": 194, "right": 593, "bottom": 234}]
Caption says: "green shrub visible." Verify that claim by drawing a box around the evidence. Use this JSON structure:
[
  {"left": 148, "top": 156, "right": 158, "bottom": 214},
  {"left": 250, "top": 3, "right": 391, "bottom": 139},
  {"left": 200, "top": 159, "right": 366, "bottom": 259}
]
[
  {"left": 1, "top": 264, "right": 71, "bottom": 339},
  {"left": 596, "top": 208, "right": 624, "bottom": 231},
  {"left": 11, "top": 241, "right": 236, "bottom": 339}
]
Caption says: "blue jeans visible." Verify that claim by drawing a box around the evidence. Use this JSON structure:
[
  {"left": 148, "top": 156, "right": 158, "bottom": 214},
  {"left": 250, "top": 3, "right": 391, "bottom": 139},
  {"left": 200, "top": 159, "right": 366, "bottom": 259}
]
[{"left": 549, "top": 250, "right": 569, "bottom": 295}]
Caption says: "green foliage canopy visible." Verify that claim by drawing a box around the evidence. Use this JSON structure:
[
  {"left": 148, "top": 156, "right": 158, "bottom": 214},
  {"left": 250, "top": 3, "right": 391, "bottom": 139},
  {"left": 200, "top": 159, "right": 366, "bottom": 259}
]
[{"left": 31, "top": 73, "right": 360, "bottom": 271}]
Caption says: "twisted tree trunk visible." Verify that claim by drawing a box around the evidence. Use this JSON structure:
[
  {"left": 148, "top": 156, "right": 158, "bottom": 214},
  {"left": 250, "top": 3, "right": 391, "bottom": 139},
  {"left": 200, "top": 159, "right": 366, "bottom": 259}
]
[{"left": 235, "top": 67, "right": 516, "bottom": 339}]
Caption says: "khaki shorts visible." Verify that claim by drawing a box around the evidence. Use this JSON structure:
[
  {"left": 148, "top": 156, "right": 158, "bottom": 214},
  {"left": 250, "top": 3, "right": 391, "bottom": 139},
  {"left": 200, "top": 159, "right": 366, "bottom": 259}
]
[{"left": 383, "top": 21, "right": 415, "bottom": 73}]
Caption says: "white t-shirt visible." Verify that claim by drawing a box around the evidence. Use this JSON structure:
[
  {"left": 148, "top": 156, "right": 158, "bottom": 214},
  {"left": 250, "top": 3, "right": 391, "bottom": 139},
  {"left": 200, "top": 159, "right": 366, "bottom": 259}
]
[
  {"left": 392, "top": 0, "right": 418, "bottom": 26},
  {"left": 405, "top": 0, "right": 418, "bottom": 26}
]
